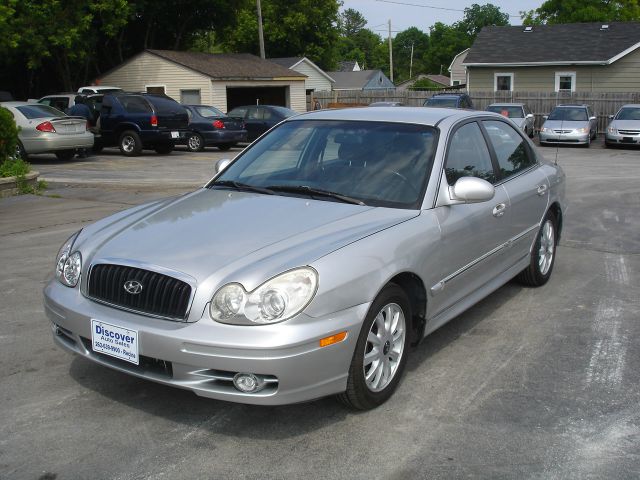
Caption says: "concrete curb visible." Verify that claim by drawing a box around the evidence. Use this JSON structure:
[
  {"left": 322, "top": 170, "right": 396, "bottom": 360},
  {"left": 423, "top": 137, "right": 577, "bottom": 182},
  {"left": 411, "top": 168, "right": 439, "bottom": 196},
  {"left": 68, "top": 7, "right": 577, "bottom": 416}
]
[
  {"left": 0, "top": 171, "right": 40, "bottom": 197},
  {"left": 40, "top": 176, "right": 205, "bottom": 188}
]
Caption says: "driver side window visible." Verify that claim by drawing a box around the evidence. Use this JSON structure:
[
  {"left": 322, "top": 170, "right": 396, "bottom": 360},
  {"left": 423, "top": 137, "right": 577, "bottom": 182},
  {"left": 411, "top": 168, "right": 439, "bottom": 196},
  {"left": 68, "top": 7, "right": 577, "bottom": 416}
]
[{"left": 445, "top": 122, "right": 495, "bottom": 185}]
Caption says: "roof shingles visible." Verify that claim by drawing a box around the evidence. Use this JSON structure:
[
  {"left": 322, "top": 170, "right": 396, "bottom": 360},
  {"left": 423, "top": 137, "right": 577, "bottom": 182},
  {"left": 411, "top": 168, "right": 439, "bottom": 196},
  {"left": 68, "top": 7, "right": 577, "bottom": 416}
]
[{"left": 465, "top": 22, "right": 640, "bottom": 65}]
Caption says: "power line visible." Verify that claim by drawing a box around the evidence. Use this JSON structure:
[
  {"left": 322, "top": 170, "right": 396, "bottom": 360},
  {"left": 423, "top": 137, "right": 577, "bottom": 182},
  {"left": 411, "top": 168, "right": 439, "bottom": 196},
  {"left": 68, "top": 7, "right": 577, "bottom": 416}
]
[{"left": 374, "top": 0, "right": 521, "bottom": 18}]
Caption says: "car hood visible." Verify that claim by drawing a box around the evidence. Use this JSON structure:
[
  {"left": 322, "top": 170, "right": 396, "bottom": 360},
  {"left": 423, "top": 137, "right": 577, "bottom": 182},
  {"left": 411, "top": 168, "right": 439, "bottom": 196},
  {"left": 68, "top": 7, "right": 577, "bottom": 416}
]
[
  {"left": 542, "top": 120, "right": 588, "bottom": 129},
  {"left": 610, "top": 120, "right": 640, "bottom": 130},
  {"left": 80, "top": 188, "right": 418, "bottom": 289}
]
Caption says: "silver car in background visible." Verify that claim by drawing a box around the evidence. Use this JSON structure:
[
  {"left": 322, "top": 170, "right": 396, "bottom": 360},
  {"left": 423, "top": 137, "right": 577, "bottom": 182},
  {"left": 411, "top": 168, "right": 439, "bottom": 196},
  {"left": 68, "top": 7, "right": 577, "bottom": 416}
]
[
  {"left": 539, "top": 104, "right": 598, "bottom": 147},
  {"left": 44, "top": 107, "right": 565, "bottom": 409},
  {"left": 1, "top": 102, "right": 93, "bottom": 160},
  {"left": 486, "top": 103, "right": 535, "bottom": 138},
  {"left": 605, "top": 104, "right": 640, "bottom": 147}
]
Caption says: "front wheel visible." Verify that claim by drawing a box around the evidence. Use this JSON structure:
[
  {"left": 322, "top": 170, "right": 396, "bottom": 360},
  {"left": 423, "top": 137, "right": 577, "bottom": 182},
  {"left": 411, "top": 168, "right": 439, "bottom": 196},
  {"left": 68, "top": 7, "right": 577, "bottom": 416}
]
[
  {"left": 187, "top": 133, "right": 204, "bottom": 152},
  {"left": 338, "top": 284, "right": 411, "bottom": 410},
  {"left": 218, "top": 143, "right": 234, "bottom": 151},
  {"left": 119, "top": 130, "right": 142, "bottom": 156},
  {"left": 517, "top": 211, "right": 557, "bottom": 287}
]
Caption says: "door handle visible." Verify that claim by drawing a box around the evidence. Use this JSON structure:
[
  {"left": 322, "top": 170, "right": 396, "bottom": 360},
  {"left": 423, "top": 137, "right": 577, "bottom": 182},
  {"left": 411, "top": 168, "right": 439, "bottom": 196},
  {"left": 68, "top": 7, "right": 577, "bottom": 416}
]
[
  {"left": 536, "top": 184, "right": 548, "bottom": 196},
  {"left": 492, "top": 203, "right": 507, "bottom": 217}
]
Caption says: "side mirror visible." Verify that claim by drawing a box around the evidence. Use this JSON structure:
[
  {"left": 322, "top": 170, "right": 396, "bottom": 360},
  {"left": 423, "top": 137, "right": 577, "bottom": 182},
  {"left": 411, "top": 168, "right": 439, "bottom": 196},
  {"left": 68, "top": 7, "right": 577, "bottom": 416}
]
[
  {"left": 608, "top": 115, "right": 614, "bottom": 120},
  {"left": 542, "top": 115, "right": 548, "bottom": 120},
  {"left": 450, "top": 177, "right": 495, "bottom": 203},
  {"left": 526, "top": 113, "right": 534, "bottom": 119},
  {"left": 589, "top": 116, "right": 597, "bottom": 121},
  {"left": 215, "top": 158, "right": 232, "bottom": 173}
]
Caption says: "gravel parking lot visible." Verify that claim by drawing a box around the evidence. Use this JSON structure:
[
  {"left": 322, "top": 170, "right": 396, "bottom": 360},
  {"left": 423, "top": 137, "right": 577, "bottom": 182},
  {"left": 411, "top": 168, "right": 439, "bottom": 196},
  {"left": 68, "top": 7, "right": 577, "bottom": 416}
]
[{"left": 1, "top": 139, "right": 639, "bottom": 479}]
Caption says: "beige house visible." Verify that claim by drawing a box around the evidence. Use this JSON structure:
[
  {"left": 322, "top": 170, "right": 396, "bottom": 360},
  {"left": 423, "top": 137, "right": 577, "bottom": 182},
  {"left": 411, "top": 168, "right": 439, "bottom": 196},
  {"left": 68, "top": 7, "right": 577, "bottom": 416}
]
[
  {"left": 448, "top": 48, "right": 469, "bottom": 87},
  {"left": 269, "top": 57, "right": 334, "bottom": 94},
  {"left": 464, "top": 22, "right": 640, "bottom": 93},
  {"left": 97, "top": 50, "right": 307, "bottom": 113}
]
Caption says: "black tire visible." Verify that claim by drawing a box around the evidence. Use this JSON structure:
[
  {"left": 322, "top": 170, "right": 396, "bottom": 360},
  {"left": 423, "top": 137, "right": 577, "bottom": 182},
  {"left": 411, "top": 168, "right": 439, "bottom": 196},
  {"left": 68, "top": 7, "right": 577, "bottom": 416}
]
[
  {"left": 517, "top": 210, "right": 557, "bottom": 287},
  {"left": 119, "top": 130, "right": 142, "bottom": 156},
  {"left": 15, "top": 141, "right": 28, "bottom": 160},
  {"left": 187, "top": 132, "right": 204, "bottom": 152},
  {"left": 154, "top": 143, "right": 174, "bottom": 154},
  {"left": 218, "top": 143, "right": 234, "bottom": 151},
  {"left": 338, "top": 283, "right": 411, "bottom": 410},
  {"left": 91, "top": 143, "right": 103, "bottom": 153},
  {"left": 582, "top": 135, "right": 591, "bottom": 148},
  {"left": 539, "top": 141, "right": 548, "bottom": 147},
  {"left": 55, "top": 150, "right": 75, "bottom": 161},
  {"left": 528, "top": 128, "right": 534, "bottom": 139}
]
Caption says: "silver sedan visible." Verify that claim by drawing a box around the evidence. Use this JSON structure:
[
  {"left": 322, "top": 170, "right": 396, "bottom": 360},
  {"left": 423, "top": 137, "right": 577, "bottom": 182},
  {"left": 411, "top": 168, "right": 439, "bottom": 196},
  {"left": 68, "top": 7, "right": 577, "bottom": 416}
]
[
  {"left": 605, "top": 104, "right": 640, "bottom": 147},
  {"left": 44, "top": 107, "right": 565, "bottom": 409},
  {"left": 539, "top": 104, "right": 598, "bottom": 147},
  {"left": 1, "top": 102, "right": 93, "bottom": 160}
]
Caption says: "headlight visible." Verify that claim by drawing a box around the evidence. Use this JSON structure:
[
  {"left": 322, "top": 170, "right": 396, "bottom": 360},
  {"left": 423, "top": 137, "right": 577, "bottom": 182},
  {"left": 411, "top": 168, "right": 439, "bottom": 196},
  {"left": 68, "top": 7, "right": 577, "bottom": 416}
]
[
  {"left": 541, "top": 127, "right": 551, "bottom": 133},
  {"left": 608, "top": 126, "right": 617, "bottom": 134},
  {"left": 55, "top": 231, "right": 82, "bottom": 287},
  {"left": 210, "top": 267, "right": 318, "bottom": 325},
  {"left": 576, "top": 127, "right": 589, "bottom": 134}
]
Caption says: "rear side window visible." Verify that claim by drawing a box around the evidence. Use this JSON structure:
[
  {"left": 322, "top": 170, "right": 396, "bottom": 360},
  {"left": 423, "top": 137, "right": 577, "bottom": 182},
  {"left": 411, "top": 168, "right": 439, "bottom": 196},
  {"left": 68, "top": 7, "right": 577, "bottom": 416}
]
[
  {"left": 445, "top": 122, "right": 495, "bottom": 184},
  {"left": 195, "top": 106, "right": 224, "bottom": 118},
  {"left": 148, "top": 96, "right": 183, "bottom": 114},
  {"left": 483, "top": 120, "right": 535, "bottom": 180},
  {"left": 120, "top": 96, "right": 152, "bottom": 114},
  {"left": 16, "top": 104, "right": 65, "bottom": 119},
  {"left": 228, "top": 107, "right": 248, "bottom": 118}
]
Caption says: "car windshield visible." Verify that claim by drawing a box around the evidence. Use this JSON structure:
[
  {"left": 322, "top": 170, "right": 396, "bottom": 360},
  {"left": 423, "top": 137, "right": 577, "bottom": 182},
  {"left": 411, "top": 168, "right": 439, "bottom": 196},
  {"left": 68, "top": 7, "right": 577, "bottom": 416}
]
[
  {"left": 16, "top": 104, "right": 65, "bottom": 119},
  {"left": 210, "top": 120, "right": 438, "bottom": 209},
  {"left": 487, "top": 106, "right": 524, "bottom": 118},
  {"left": 271, "top": 106, "right": 296, "bottom": 118},
  {"left": 548, "top": 107, "right": 588, "bottom": 121},
  {"left": 426, "top": 97, "right": 458, "bottom": 108},
  {"left": 195, "top": 106, "right": 224, "bottom": 118},
  {"left": 615, "top": 107, "right": 640, "bottom": 120}
]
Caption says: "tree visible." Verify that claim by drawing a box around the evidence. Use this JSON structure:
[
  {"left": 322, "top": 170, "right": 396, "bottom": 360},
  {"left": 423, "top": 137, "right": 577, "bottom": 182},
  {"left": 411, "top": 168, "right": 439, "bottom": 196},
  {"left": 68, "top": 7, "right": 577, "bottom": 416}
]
[
  {"left": 522, "top": 0, "right": 640, "bottom": 24},
  {"left": 459, "top": 3, "right": 509, "bottom": 37},
  {"left": 339, "top": 8, "right": 367, "bottom": 37},
  {"left": 424, "top": 22, "right": 471, "bottom": 75},
  {"left": 222, "top": 0, "right": 341, "bottom": 70},
  {"left": 392, "top": 27, "right": 429, "bottom": 81}
]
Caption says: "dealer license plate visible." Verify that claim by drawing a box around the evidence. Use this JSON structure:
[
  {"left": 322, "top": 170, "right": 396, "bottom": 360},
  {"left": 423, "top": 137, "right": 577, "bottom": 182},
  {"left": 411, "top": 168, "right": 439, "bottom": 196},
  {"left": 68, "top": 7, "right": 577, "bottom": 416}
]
[
  {"left": 91, "top": 319, "right": 139, "bottom": 365},
  {"left": 171, "top": 131, "right": 179, "bottom": 139}
]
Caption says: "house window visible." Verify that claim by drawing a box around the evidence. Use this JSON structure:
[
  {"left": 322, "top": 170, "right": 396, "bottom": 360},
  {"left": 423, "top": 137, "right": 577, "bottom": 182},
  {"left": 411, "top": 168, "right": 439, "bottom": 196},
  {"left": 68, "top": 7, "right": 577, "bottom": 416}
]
[
  {"left": 145, "top": 85, "right": 166, "bottom": 95},
  {"left": 494, "top": 73, "right": 513, "bottom": 91},
  {"left": 555, "top": 72, "right": 576, "bottom": 92},
  {"left": 180, "top": 89, "right": 201, "bottom": 105},
  {"left": 452, "top": 80, "right": 460, "bottom": 86}
]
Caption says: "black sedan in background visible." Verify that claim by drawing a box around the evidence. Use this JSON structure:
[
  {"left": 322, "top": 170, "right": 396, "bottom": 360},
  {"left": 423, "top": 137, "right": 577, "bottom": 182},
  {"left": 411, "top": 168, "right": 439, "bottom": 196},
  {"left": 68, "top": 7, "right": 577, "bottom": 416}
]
[
  {"left": 181, "top": 105, "right": 247, "bottom": 151},
  {"left": 227, "top": 105, "right": 296, "bottom": 142}
]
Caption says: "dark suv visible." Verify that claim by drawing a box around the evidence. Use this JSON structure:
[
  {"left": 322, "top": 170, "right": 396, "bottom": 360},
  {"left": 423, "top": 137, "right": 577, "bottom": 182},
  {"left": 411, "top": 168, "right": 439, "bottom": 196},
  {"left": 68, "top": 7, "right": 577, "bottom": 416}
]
[
  {"left": 95, "top": 93, "right": 189, "bottom": 156},
  {"left": 423, "top": 93, "right": 474, "bottom": 109}
]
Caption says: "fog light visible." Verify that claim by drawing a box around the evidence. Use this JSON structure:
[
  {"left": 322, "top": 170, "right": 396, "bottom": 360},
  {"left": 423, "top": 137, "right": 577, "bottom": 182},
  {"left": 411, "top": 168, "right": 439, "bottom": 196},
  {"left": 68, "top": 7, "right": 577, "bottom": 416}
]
[{"left": 233, "top": 373, "right": 264, "bottom": 393}]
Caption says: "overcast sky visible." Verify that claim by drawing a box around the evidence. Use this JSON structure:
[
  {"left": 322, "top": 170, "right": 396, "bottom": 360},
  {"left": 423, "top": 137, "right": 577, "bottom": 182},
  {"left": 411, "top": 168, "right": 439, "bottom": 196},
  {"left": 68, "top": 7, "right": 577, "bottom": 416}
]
[{"left": 341, "top": 0, "right": 543, "bottom": 34}]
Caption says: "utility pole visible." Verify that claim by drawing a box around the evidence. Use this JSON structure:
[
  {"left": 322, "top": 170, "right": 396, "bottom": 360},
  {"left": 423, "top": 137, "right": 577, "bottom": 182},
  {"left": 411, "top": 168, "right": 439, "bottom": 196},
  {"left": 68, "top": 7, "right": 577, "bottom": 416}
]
[
  {"left": 409, "top": 42, "right": 414, "bottom": 79},
  {"left": 257, "top": 0, "right": 265, "bottom": 59},
  {"left": 388, "top": 19, "right": 393, "bottom": 83}
]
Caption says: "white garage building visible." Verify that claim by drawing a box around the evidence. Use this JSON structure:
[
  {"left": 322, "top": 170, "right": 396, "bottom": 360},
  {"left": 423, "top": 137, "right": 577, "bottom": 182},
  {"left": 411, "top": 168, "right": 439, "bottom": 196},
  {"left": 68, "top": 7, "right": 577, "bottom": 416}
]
[{"left": 97, "top": 49, "right": 308, "bottom": 113}]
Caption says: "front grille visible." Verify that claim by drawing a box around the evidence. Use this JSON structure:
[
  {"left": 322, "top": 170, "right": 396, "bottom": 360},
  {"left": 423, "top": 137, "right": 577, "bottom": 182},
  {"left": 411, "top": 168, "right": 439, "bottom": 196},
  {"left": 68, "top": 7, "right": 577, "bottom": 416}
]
[
  {"left": 87, "top": 264, "right": 192, "bottom": 320},
  {"left": 618, "top": 130, "right": 640, "bottom": 135},
  {"left": 553, "top": 129, "right": 572, "bottom": 134}
]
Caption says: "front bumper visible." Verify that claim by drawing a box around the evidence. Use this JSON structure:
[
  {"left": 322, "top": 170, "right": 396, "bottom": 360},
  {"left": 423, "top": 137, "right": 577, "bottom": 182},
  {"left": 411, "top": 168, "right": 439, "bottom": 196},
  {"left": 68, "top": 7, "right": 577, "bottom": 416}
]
[
  {"left": 605, "top": 131, "right": 640, "bottom": 145},
  {"left": 43, "top": 280, "right": 367, "bottom": 405},
  {"left": 539, "top": 130, "right": 590, "bottom": 144}
]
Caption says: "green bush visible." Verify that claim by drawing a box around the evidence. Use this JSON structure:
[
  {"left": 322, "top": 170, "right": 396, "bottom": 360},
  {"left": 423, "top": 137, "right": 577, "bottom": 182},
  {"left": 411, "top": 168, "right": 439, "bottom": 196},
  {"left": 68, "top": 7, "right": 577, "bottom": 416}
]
[
  {"left": 0, "top": 106, "right": 19, "bottom": 162},
  {"left": 0, "top": 156, "right": 30, "bottom": 177}
]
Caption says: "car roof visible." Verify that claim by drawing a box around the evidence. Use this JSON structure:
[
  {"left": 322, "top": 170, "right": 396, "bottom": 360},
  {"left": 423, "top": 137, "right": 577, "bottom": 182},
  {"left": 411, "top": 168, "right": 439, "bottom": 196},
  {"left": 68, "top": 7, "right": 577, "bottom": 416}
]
[
  {"left": 287, "top": 106, "right": 487, "bottom": 126},
  {"left": 0, "top": 101, "right": 33, "bottom": 107},
  {"left": 431, "top": 93, "right": 467, "bottom": 97},
  {"left": 488, "top": 103, "right": 526, "bottom": 107},
  {"left": 554, "top": 104, "right": 589, "bottom": 108},
  {"left": 618, "top": 104, "right": 640, "bottom": 108}
]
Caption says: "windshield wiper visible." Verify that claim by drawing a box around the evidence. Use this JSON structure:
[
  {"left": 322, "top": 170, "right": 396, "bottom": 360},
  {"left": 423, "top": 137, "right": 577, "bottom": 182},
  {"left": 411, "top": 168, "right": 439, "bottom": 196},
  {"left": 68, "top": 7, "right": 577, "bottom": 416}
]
[
  {"left": 266, "top": 185, "right": 365, "bottom": 206},
  {"left": 210, "top": 180, "right": 274, "bottom": 195}
]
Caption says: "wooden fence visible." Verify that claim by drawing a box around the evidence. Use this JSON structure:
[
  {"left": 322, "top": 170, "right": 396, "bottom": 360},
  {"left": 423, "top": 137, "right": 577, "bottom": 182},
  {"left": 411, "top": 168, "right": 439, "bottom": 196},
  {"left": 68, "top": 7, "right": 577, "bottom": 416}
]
[{"left": 311, "top": 90, "right": 640, "bottom": 132}]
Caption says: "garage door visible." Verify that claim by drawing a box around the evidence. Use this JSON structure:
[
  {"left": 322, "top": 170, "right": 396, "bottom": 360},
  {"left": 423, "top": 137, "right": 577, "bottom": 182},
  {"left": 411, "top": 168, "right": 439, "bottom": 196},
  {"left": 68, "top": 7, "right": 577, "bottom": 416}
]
[{"left": 226, "top": 87, "right": 287, "bottom": 111}]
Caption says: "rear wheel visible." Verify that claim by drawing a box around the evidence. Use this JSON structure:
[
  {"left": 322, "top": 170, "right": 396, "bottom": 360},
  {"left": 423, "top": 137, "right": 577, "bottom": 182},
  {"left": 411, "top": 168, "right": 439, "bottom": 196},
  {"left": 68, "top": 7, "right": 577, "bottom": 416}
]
[
  {"left": 218, "top": 143, "right": 234, "bottom": 151},
  {"left": 91, "top": 143, "right": 103, "bottom": 153},
  {"left": 15, "top": 141, "right": 28, "bottom": 160},
  {"left": 55, "top": 150, "right": 75, "bottom": 161},
  {"left": 154, "top": 143, "right": 174, "bottom": 154},
  {"left": 119, "top": 130, "right": 142, "bottom": 156},
  {"left": 338, "top": 284, "right": 411, "bottom": 410},
  {"left": 517, "top": 210, "right": 557, "bottom": 287}
]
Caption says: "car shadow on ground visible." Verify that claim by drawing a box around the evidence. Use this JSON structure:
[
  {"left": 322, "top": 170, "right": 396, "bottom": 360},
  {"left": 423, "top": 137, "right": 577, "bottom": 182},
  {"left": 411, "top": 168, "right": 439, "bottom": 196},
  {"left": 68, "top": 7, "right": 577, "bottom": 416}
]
[{"left": 67, "top": 279, "right": 527, "bottom": 438}]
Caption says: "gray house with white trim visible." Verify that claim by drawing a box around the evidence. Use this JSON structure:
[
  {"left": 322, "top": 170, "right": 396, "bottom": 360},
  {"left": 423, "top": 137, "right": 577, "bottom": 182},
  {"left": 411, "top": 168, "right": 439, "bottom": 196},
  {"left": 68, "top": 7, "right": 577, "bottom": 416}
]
[
  {"left": 464, "top": 22, "right": 640, "bottom": 93},
  {"left": 326, "top": 70, "right": 395, "bottom": 91},
  {"left": 269, "top": 57, "right": 334, "bottom": 93}
]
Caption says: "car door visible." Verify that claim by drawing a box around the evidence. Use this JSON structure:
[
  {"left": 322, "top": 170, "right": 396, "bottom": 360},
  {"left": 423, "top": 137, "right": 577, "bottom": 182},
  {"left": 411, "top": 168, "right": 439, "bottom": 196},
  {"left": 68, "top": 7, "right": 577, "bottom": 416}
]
[
  {"left": 481, "top": 119, "right": 549, "bottom": 267},
  {"left": 245, "top": 106, "right": 266, "bottom": 141},
  {"left": 428, "top": 120, "right": 512, "bottom": 319}
]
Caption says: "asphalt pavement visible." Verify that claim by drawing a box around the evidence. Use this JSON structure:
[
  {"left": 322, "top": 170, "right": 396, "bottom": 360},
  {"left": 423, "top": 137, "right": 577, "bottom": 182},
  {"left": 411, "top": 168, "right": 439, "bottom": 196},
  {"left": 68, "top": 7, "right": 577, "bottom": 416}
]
[{"left": 1, "top": 140, "right": 638, "bottom": 479}]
